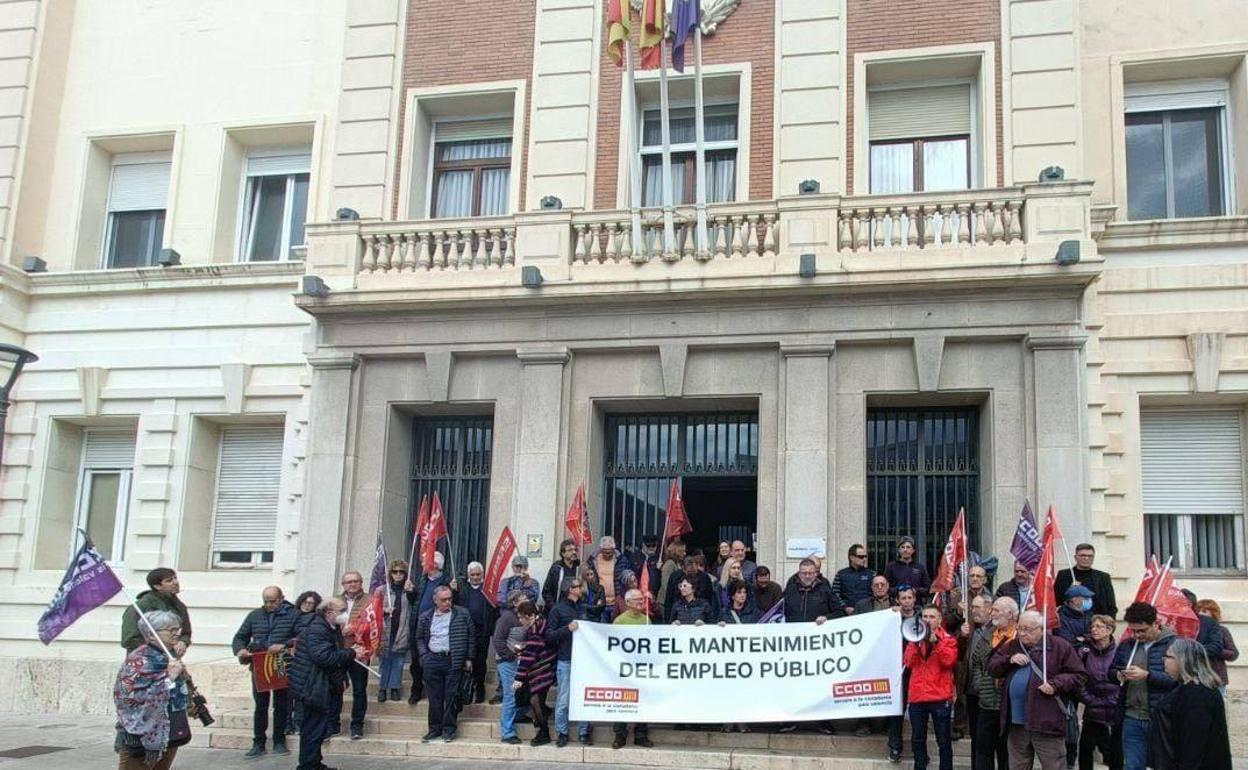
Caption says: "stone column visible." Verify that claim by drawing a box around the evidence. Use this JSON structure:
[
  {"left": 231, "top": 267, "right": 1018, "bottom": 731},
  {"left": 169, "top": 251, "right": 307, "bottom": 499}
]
[
  {"left": 1027, "top": 334, "right": 1089, "bottom": 543},
  {"left": 296, "top": 351, "right": 360, "bottom": 592},
  {"left": 780, "top": 344, "right": 834, "bottom": 573},
  {"left": 511, "top": 346, "right": 570, "bottom": 580}
]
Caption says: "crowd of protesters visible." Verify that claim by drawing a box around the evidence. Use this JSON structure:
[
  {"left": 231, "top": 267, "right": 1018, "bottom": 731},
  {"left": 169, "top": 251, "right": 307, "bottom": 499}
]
[{"left": 113, "top": 530, "right": 1239, "bottom": 770}]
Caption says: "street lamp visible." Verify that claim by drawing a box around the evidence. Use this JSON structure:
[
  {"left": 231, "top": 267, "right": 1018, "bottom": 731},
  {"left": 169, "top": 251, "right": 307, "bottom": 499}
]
[{"left": 0, "top": 343, "right": 38, "bottom": 470}]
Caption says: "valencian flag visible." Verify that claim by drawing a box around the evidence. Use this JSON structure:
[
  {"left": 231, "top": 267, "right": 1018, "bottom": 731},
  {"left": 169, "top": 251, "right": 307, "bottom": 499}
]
[
  {"left": 606, "top": 0, "right": 630, "bottom": 67},
  {"left": 484, "top": 526, "right": 518, "bottom": 607},
  {"left": 670, "top": 0, "right": 700, "bottom": 73},
  {"left": 420, "top": 492, "right": 449, "bottom": 574},
  {"left": 38, "top": 535, "right": 123, "bottom": 644},
  {"left": 1009, "top": 500, "right": 1043, "bottom": 571},
  {"left": 639, "top": 0, "right": 666, "bottom": 69},
  {"left": 1028, "top": 506, "right": 1060, "bottom": 629},
  {"left": 564, "top": 482, "right": 592, "bottom": 546},
  {"left": 661, "top": 478, "right": 692, "bottom": 552},
  {"left": 252, "top": 649, "right": 290, "bottom": 692},
  {"left": 930, "top": 508, "right": 968, "bottom": 597}
]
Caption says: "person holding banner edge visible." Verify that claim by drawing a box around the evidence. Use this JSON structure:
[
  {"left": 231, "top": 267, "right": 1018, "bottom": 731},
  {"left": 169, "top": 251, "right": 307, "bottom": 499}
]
[
  {"left": 231, "top": 585, "right": 296, "bottom": 757},
  {"left": 611, "top": 588, "right": 654, "bottom": 749},
  {"left": 548, "top": 578, "right": 592, "bottom": 746}
]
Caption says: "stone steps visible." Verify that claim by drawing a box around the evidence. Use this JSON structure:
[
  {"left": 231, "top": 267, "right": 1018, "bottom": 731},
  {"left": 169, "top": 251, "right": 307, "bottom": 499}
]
[{"left": 207, "top": 726, "right": 973, "bottom": 769}]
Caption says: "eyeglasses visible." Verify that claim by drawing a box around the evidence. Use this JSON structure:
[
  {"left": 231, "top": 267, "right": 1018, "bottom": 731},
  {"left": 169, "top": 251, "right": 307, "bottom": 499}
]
[{"left": 852, "top": 552, "right": 867, "bottom": 559}]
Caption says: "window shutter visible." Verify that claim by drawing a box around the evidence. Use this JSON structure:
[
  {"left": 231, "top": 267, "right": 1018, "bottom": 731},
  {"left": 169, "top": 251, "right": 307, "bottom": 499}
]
[
  {"left": 83, "top": 430, "right": 137, "bottom": 468},
  {"left": 211, "top": 426, "right": 285, "bottom": 552},
  {"left": 1141, "top": 409, "right": 1244, "bottom": 516},
  {"left": 435, "top": 118, "right": 513, "bottom": 142},
  {"left": 1125, "top": 80, "right": 1229, "bottom": 113},
  {"left": 246, "top": 148, "right": 312, "bottom": 177},
  {"left": 869, "top": 84, "right": 972, "bottom": 141},
  {"left": 109, "top": 153, "right": 171, "bottom": 212}
]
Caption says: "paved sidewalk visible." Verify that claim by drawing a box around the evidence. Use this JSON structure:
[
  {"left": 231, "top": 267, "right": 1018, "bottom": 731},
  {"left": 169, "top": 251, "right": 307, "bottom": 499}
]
[{"left": 0, "top": 714, "right": 639, "bottom": 770}]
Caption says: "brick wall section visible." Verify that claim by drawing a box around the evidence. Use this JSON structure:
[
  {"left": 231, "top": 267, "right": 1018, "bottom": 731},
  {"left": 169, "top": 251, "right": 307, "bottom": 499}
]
[
  {"left": 593, "top": 0, "right": 775, "bottom": 209},
  {"left": 395, "top": 0, "right": 537, "bottom": 215},
  {"left": 845, "top": 0, "right": 1003, "bottom": 194}
]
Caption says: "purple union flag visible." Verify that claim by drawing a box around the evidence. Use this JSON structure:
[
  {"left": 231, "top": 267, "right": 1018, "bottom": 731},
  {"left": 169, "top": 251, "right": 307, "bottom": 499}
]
[
  {"left": 1008, "top": 500, "right": 1043, "bottom": 572},
  {"left": 38, "top": 538, "right": 123, "bottom": 644}
]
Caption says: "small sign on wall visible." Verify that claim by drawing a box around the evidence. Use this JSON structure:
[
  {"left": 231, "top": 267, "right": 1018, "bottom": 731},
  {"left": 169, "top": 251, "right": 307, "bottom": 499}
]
[
  {"left": 785, "top": 537, "right": 826, "bottom": 559},
  {"left": 526, "top": 534, "right": 543, "bottom": 558}
]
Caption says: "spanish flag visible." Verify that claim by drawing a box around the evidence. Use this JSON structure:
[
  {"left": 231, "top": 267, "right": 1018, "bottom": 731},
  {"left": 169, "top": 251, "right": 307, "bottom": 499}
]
[
  {"left": 606, "top": 0, "right": 630, "bottom": 67},
  {"left": 639, "top": 0, "right": 666, "bottom": 70}
]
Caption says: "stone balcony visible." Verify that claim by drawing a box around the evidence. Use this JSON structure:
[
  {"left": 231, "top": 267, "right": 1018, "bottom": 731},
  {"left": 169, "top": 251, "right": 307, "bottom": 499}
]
[{"left": 299, "top": 181, "right": 1099, "bottom": 312}]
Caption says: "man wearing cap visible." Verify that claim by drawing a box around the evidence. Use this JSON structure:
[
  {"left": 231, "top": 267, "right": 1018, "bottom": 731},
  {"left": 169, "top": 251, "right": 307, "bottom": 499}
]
[
  {"left": 590, "top": 536, "right": 628, "bottom": 621},
  {"left": 1056, "top": 585, "right": 1094, "bottom": 647},
  {"left": 884, "top": 536, "right": 931, "bottom": 602},
  {"left": 497, "top": 554, "right": 540, "bottom": 608},
  {"left": 630, "top": 534, "right": 662, "bottom": 614}
]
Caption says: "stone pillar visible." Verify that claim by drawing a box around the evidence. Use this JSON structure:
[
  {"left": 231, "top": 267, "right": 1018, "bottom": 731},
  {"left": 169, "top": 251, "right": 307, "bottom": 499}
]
[
  {"left": 780, "top": 344, "right": 834, "bottom": 573},
  {"left": 511, "top": 346, "right": 570, "bottom": 580},
  {"left": 1027, "top": 334, "right": 1089, "bottom": 543},
  {"left": 296, "top": 351, "right": 360, "bottom": 592}
]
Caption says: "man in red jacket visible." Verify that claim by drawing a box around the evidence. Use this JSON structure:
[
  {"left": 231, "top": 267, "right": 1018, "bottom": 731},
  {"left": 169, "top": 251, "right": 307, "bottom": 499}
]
[
  {"left": 903, "top": 605, "right": 959, "bottom": 770},
  {"left": 988, "top": 610, "right": 1088, "bottom": 770}
]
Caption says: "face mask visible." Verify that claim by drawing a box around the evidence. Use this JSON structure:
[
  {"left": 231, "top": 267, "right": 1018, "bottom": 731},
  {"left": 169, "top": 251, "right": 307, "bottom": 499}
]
[
  {"left": 334, "top": 611, "right": 350, "bottom": 626},
  {"left": 1079, "top": 599, "right": 1092, "bottom": 612}
]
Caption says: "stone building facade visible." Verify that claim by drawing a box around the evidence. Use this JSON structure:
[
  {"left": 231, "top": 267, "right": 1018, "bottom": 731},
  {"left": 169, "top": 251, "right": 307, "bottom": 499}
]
[{"left": 0, "top": 0, "right": 1242, "bottom": 711}]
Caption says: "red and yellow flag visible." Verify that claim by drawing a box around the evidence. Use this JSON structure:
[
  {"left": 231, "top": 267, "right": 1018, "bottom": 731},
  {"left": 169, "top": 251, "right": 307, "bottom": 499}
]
[
  {"left": 606, "top": 0, "right": 631, "bottom": 67},
  {"left": 639, "top": 0, "right": 667, "bottom": 70}
]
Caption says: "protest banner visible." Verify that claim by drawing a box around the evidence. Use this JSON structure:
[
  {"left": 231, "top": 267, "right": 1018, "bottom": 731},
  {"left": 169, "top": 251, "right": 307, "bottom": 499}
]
[{"left": 569, "top": 610, "right": 902, "bottom": 723}]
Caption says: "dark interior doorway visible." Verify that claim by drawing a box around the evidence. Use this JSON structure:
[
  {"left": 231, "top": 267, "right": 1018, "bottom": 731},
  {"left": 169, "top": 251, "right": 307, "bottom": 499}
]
[{"left": 682, "top": 476, "right": 757, "bottom": 561}]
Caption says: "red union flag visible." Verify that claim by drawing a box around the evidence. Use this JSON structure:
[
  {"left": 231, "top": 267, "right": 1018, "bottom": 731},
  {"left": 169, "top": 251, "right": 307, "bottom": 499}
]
[
  {"left": 1126, "top": 556, "right": 1199, "bottom": 640},
  {"left": 420, "top": 492, "right": 449, "bottom": 574},
  {"left": 484, "top": 526, "right": 518, "bottom": 607},
  {"left": 565, "top": 483, "right": 592, "bottom": 545},
  {"left": 661, "top": 479, "right": 692, "bottom": 552},
  {"left": 1028, "top": 506, "right": 1060, "bottom": 629},
  {"left": 930, "top": 508, "right": 968, "bottom": 595},
  {"left": 346, "top": 592, "right": 383, "bottom": 664},
  {"left": 1133, "top": 555, "right": 1164, "bottom": 604}
]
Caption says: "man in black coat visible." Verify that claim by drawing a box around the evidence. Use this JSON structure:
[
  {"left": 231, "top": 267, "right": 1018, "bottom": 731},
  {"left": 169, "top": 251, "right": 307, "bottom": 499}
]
[
  {"left": 1053, "top": 543, "right": 1118, "bottom": 617},
  {"left": 543, "top": 539, "right": 582, "bottom": 611},
  {"left": 546, "top": 579, "right": 589, "bottom": 746},
  {"left": 832, "top": 543, "right": 875, "bottom": 613},
  {"left": 415, "top": 585, "right": 474, "bottom": 743},
  {"left": 1180, "top": 588, "right": 1225, "bottom": 660},
  {"left": 232, "top": 586, "right": 297, "bottom": 758},
  {"left": 288, "top": 597, "right": 356, "bottom": 770},
  {"left": 454, "top": 561, "right": 497, "bottom": 703},
  {"left": 783, "top": 557, "right": 845, "bottom": 622}
]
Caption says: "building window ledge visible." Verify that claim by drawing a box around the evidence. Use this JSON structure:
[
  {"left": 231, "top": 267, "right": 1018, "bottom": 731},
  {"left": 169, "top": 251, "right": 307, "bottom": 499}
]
[
  {"left": 1095, "top": 214, "right": 1248, "bottom": 251},
  {"left": 28, "top": 260, "right": 305, "bottom": 295}
]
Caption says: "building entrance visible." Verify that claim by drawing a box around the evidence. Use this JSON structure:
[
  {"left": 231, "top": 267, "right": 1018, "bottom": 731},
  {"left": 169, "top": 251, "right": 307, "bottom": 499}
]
[{"left": 602, "top": 412, "right": 758, "bottom": 559}]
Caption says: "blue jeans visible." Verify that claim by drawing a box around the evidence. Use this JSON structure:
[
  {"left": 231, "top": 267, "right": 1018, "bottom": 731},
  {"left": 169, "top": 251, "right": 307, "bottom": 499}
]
[
  {"left": 1122, "top": 716, "right": 1149, "bottom": 770},
  {"left": 555, "top": 660, "right": 590, "bottom": 738},
  {"left": 498, "top": 660, "right": 519, "bottom": 739},
  {"left": 909, "top": 701, "right": 953, "bottom": 770},
  {"left": 379, "top": 650, "right": 406, "bottom": 690}
]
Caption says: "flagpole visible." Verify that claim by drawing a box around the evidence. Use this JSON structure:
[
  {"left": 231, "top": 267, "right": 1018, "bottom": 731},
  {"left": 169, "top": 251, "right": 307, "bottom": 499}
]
[
  {"left": 623, "top": 41, "right": 645, "bottom": 261},
  {"left": 960, "top": 512, "right": 969, "bottom": 619},
  {"left": 692, "top": 10, "right": 708, "bottom": 258},
  {"left": 658, "top": 38, "right": 676, "bottom": 259},
  {"left": 118, "top": 583, "right": 177, "bottom": 661}
]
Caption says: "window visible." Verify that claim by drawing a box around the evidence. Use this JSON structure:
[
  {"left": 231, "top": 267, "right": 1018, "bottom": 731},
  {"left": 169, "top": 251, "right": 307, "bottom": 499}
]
[
  {"left": 641, "top": 103, "right": 738, "bottom": 206},
  {"left": 410, "top": 416, "right": 493, "bottom": 578},
  {"left": 104, "top": 153, "right": 170, "bottom": 268},
  {"left": 210, "top": 426, "right": 284, "bottom": 567},
  {"left": 1142, "top": 409, "right": 1245, "bottom": 573},
  {"left": 240, "top": 148, "right": 310, "bottom": 261},
  {"left": 74, "top": 430, "right": 136, "bottom": 563},
  {"left": 431, "top": 119, "right": 512, "bottom": 218},
  {"left": 868, "top": 84, "right": 973, "bottom": 194},
  {"left": 1125, "top": 82, "right": 1229, "bottom": 220}
]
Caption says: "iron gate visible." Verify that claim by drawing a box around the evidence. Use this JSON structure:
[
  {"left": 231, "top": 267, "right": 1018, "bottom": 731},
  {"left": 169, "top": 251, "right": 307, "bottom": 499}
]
[
  {"left": 603, "top": 412, "right": 758, "bottom": 549},
  {"left": 410, "top": 416, "right": 492, "bottom": 579},
  {"left": 866, "top": 407, "right": 980, "bottom": 572}
]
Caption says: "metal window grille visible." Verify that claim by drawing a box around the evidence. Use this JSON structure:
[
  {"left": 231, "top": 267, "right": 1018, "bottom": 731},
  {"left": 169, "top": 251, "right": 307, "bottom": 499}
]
[
  {"left": 865, "top": 408, "right": 980, "bottom": 572},
  {"left": 409, "top": 416, "right": 493, "bottom": 579},
  {"left": 602, "top": 412, "right": 758, "bottom": 550}
]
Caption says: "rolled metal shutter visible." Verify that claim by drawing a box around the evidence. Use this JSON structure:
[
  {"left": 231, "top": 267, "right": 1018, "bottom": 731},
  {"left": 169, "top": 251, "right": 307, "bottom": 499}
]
[
  {"left": 210, "top": 426, "right": 285, "bottom": 552},
  {"left": 108, "top": 153, "right": 172, "bottom": 212},
  {"left": 1141, "top": 409, "right": 1244, "bottom": 516},
  {"left": 868, "top": 84, "right": 972, "bottom": 141},
  {"left": 434, "top": 118, "right": 513, "bottom": 142},
  {"left": 83, "top": 430, "right": 136, "bottom": 468}
]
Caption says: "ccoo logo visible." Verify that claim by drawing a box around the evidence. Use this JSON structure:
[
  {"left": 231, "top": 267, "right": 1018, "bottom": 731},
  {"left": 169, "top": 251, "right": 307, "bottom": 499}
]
[
  {"left": 832, "top": 678, "right": 891, "bottom": 699},
  {"left": 584, "top": 687, "right": 640, "bottom": 703}
]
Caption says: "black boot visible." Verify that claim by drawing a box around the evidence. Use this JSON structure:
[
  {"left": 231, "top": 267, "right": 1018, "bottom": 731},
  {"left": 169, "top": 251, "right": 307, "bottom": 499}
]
[
  {"left": 531, "top": 727, "right": 551, "bottom": 747},
  {"left": 390, "top": 688, "right": 401, "bottom": 701},
  {"left": 378, "top": 689, "right": 388, "bottom": 703},
  {"left": 244, "top": 740, "right": 265, "bottom": 758}
]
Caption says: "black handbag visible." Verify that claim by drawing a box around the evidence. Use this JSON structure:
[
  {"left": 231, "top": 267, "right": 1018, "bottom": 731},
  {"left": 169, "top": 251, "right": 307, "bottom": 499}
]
[
  {"left": 458, "top": 672, "right": 478, "bottom": 708},
  {"left": 168, "top": 709, "right": 192, "bottom": 747}
]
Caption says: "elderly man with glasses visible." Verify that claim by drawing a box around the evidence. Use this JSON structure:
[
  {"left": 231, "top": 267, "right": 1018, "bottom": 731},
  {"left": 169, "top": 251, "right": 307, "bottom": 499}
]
[{"left": 337, "top": 570, "right": 372, "bottom": 739}]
